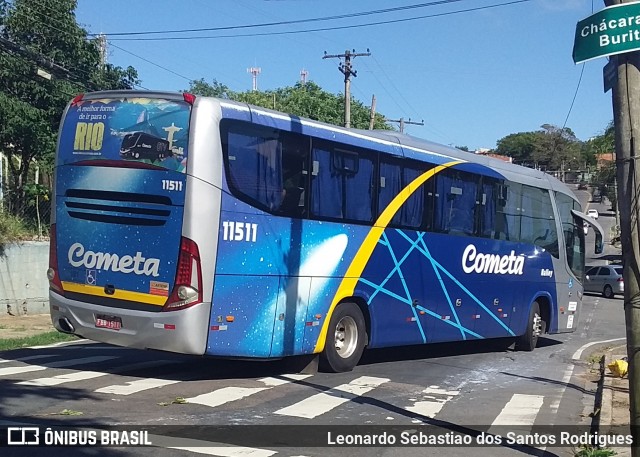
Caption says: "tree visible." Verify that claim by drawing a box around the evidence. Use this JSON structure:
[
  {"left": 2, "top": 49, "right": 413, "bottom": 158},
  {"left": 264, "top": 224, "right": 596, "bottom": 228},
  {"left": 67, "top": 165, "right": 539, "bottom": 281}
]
[
  {"left": 495, "top": 125, "right": 583, "bottom": 174},
  {"left": 535, "top": 124, "right": 582, "bottom": 173},
  {"left": 188, "top": 78, "right": 233, "bottom": 99},
  {"left": 187, "top": 80, "right": 391, "bottom": 130},
  {"left": 495, "top": 131, "right": 540, "bottom": 165},
  {"left": 0, "top": 0, "right": 138, "bottom": 220},
  {"left": 585, "top": 122, "right": 616, "bottom": 205}
]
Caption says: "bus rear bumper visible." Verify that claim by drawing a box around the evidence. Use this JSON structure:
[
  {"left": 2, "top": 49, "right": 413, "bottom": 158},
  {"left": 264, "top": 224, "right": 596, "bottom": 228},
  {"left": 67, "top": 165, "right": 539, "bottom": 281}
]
[{"left": 49, "top": 291, "right": 210, "bottom": 355}]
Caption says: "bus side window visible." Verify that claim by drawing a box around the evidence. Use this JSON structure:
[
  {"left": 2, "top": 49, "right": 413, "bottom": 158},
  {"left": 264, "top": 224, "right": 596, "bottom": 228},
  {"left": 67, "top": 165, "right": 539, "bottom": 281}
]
[
  {"left": 433, "top": 169, "right": 476, "bottom": 236},
  {"left": 378, "top": 160, "right": 428, "bottom": 229},
  {"left": 496, "top": 182, "right": 522, "bottom": 242},
  {"left": 521, "top": 185, "right": 559, "bottom": 257},
  {"left": 311, "top": 141, "right": 375, "bottom": 223},
  {"left": 276, "top": 132, "right": 309, "bottom": 218},
  {"left": 224, "top": 126, "right": 284, "bottom": 212},
  {"left": 478, "top": 178, "right": 498, "bottom": 238}
]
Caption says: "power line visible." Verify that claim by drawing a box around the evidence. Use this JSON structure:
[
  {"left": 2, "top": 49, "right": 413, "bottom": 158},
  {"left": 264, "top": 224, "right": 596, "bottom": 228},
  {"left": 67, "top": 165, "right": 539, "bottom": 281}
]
[
  {"left": 107, "top": 0, "right": 532, "bottom": 42},
  {"left": 106, "top": 42, "right": 193, "bottom": 83},
  {"left": 103, "top": 0, "right": 470, "bottom": 37}
]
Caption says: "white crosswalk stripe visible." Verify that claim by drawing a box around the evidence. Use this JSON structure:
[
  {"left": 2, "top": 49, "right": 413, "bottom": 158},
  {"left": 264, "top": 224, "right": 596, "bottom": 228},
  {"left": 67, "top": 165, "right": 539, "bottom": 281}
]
[
  {"left": 18, "top": 360, "right": 171, "bottom": 387},
  {"left": 489, "top": 393, "right": 544, "bottom": 432},
  {"left": 0, "top": 356, "right": 117, "bottom": 377},
  {"left": 274, "top": 375, "right": 389, "bottom": 419},
  {"left": 186, "top": 374, "right": 312, "bottom": 407},
  {"left": 95, "top": 377, "right": 180, "bottom": 395},
  {"left": 0, "top": 355, "right": 56, "bottom": 364}
]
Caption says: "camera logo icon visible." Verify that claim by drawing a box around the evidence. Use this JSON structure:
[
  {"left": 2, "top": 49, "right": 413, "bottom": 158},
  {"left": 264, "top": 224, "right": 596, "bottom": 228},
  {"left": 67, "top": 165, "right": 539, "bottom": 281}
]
[{"left": 7, "top": 427, "right": 39, "bottom": 445}]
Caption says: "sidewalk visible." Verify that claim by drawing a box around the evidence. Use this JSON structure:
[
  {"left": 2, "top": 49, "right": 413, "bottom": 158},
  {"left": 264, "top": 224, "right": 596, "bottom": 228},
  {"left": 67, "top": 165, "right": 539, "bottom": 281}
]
[
  {"left": 0, "top": 312, "right": 54, "bottom": 339},
  {"left": 601, "top": 345, "right": 631, "bottom": 457}
]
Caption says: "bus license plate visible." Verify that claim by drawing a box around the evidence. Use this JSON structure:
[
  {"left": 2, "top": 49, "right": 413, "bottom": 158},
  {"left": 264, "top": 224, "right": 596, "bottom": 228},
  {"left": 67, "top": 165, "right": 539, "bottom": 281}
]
[{"left": 95, "top": 315, "right": 122, "bottom": 330}]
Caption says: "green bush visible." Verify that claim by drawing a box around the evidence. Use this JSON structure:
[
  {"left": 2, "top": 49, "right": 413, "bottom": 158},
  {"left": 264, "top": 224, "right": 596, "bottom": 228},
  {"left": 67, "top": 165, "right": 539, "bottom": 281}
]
[{"left": 0, "top": 210, "right": 29, "bottom": 248}]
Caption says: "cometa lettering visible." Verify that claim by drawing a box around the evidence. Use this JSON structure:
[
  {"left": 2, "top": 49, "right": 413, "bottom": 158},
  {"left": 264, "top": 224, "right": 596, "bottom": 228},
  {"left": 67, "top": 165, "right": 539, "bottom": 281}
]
[
  {"left": 461, "top": 244, "right": 524, "bottom": 275},
  {"left": 68, "top": 242, "right": 160, "bottom": 277}
]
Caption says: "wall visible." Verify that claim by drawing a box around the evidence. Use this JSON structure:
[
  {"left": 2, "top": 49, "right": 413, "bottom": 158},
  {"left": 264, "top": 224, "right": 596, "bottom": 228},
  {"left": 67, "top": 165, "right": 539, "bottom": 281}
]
[{"left": 0, "top": 242, "right": 49, "bottom": 315}]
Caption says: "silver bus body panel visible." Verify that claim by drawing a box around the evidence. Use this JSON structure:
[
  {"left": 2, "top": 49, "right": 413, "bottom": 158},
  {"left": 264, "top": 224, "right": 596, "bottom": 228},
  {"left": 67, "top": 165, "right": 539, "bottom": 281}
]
[{"left": 50, "top": 292, "right": 211, "bottom": 354}]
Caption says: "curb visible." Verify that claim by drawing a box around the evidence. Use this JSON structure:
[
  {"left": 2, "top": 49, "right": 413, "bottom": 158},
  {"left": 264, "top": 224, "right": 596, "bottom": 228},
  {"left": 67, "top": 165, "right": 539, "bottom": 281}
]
[{"left": 601, "top": 347, "right": 630, "bottom": 457}]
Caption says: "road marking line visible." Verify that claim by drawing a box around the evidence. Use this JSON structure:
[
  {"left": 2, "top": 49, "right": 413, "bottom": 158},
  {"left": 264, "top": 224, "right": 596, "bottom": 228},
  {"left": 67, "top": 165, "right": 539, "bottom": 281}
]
[
  {"left": 550, "top": 365, "right": 574, "bottom": 413},
  {"left": 490, "top": 393, "right": 544, "bottom": 428},
  {"left": 167, "top": 446, "right": 276, "bottom": 457},
  {"left": 19, "top": 370, "right": 107, "bottom": 386},
  {"left": 405, "top": 385, "right": 460, "bottom": 418},
  {"left": 187, "top": 387, "right": 270, "bottom": 407},
  {"left": 186, "top": 375, "right": 312, "bottom": 408},
  {"left": 572, "top": 338, "right": 625, "bottom": 360},
  {"left": 0, "top": 356, "right": 116, "bottom": 377},
  {"left": 27, "top": 340, "right": 93, "bottom": 349},
  {"left": 274, "top": 375, "right": 389, "bottom": 419},
  {"left": 18, "top": 360, "right": 171, "bottom": 387},
  {"left": 0, "top": 355, "right": 55, "bottom": 364},
  {"left": 95, "top": 377, "right": 180, "bottom": 395}
]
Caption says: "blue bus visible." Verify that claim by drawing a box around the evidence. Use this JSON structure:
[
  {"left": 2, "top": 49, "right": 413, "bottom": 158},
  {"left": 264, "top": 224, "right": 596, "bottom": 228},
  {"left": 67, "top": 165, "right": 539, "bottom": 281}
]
[{"left": 48, "top": 91, "right": 604, "bottom": 372}]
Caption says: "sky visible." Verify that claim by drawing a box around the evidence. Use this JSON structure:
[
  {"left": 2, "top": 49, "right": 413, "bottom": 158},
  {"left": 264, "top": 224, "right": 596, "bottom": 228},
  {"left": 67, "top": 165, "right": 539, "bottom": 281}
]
[{"left": 74, "top": 0, "right": 612, "bottom": 151}]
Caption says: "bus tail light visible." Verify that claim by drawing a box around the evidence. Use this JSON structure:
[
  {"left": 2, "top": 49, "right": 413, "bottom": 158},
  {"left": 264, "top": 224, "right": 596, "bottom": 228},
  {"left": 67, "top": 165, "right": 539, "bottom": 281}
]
[
  {"left": 47, "top": 224, "right": 64, "bottom": 293},
  {"left": 182, "top": 93, "right": 196, "bottom": 105},
  {"left": 163, "top": 237, "right": 203, "bottom": 311},
  {"left": 71, "top": 94, "right": 84, "bottom": 106}
]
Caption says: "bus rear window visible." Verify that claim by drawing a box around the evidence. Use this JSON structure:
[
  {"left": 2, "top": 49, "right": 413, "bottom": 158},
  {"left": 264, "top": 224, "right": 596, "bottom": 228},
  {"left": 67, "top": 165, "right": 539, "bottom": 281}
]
[{"left": 58, "top": 97, "right": 191, "bottom": 172}]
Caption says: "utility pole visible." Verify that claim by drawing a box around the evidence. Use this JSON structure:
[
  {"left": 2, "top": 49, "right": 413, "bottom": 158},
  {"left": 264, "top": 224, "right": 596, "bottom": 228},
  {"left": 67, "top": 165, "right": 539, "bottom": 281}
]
[
  {"left": 97, "top": 34, "right": 107, "bottom": 67},
  {"left": 388, "top": 117, "right": 424, "bottom": 134},
  {"left": 247, "top": 66, "right": 261, "bottom": 91},
  {"left": 604, "top": 1, "right": 640, "bottom": 453},
  {"left": 369, "top": 95, "right": 377, "bottom": 130},
  {"left": 323, "top": 49, "right": 371, "bottom": 128},
  {"left": 300, "top": 69, "right": 309, "bottom": 84}
]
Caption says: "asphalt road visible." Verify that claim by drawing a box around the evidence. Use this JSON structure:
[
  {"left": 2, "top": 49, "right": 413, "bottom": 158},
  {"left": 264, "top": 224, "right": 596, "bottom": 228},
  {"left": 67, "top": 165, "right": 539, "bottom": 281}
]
[{"left": 0, "top": 188, "right": 627, "bottom": 457}]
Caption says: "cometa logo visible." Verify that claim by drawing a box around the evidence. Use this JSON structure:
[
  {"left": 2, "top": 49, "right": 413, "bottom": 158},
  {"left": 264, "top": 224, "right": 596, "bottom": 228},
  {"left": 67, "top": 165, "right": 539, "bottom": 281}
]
[
  {"left": 67, "top": 242, "right": 160, "bottom": 277},
  {"left": 461, "top": 244, "right": 524, "bottom": 275}
]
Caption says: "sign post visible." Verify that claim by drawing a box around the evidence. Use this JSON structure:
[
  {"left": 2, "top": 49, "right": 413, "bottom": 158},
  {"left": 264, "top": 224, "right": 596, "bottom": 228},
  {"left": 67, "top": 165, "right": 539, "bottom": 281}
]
[{"left": 573, "top": 1, "right": 640, "bottom": 63}]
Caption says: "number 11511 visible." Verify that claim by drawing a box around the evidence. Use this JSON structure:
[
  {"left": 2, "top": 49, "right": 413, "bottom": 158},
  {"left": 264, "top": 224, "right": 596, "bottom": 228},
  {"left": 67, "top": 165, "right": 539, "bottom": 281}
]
[{"left": 222, "top": 221, "right": 258, "bottom": 242}]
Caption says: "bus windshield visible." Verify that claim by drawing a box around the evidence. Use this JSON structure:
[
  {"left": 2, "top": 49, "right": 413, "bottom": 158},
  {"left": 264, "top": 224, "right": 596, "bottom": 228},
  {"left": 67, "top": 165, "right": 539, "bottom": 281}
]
[{"left": 58, "top": 96, "right": 190, "bottom": 170}]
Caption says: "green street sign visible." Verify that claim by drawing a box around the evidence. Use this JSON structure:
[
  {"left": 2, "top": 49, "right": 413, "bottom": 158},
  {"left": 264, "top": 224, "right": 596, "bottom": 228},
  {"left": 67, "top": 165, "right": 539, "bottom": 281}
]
[{"left": 573, "top": 1, "right": 640, "bottom": 64}]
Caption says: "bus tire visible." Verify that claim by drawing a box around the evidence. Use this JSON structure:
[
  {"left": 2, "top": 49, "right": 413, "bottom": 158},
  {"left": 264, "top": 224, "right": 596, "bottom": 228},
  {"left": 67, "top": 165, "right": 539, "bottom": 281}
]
[
  {"left": 515, "top": 301, "right": 543, "bottom": 352},
  {"left": 320, "top": 302, "right": 366, "bottom": 373}
]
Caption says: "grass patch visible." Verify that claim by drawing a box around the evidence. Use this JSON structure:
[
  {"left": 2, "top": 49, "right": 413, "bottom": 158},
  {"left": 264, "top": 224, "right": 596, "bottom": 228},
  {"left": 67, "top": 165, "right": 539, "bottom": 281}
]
[
  {"left": 0, "top": 331, "right": 78, "bottom": 351},
  {"left": 575, "top": 445, "right": 616, "bottom": 456},
  {"left": 0, "top": 211, "right": 30, "bottom": 248}
]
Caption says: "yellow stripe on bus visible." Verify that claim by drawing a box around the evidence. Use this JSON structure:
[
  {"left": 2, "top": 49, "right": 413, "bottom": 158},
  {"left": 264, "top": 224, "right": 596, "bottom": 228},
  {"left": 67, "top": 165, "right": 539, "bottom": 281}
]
[
  {"left": 61, "top": 281, "right": 167, "bottom": 306},
  {"left": 313, "top": 160, "right": 464, "bottom": 354}
]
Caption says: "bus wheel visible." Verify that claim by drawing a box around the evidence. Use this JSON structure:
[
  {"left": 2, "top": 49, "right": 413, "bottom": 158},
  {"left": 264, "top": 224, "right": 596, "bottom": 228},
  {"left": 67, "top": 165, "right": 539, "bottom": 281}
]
[
  {"left": 515, "top": 301, "right": 543, "bottom": 352},
  {"left": 603, "top": 285, "right": 614, "bottom": 299},
  {"left": 320, "top": 302, "right": 366, "bottom": 373}
]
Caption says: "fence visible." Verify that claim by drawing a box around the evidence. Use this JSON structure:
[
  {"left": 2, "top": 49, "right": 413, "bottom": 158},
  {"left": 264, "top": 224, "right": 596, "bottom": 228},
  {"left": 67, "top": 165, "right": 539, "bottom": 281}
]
[{"left": 0, "top": 152, "right": 52, "bottom": 241}]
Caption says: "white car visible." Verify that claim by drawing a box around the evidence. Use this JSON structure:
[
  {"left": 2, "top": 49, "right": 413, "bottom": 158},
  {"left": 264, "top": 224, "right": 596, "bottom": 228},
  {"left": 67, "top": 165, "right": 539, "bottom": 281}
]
[{"left": 587, "top": 209, "right": 599, "bottom": 219}]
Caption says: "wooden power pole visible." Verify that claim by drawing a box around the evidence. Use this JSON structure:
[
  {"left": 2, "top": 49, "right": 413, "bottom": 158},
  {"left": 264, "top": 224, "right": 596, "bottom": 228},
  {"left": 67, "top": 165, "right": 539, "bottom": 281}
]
[
  {"left": 388, "top": 117, "right": 425, "bottom": 134},
  {"left": 605, "top": 0, "right": 640, "bottom": 452},
  {"left": 323, "top": 49, "right": 370, "bottom": 128}
]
